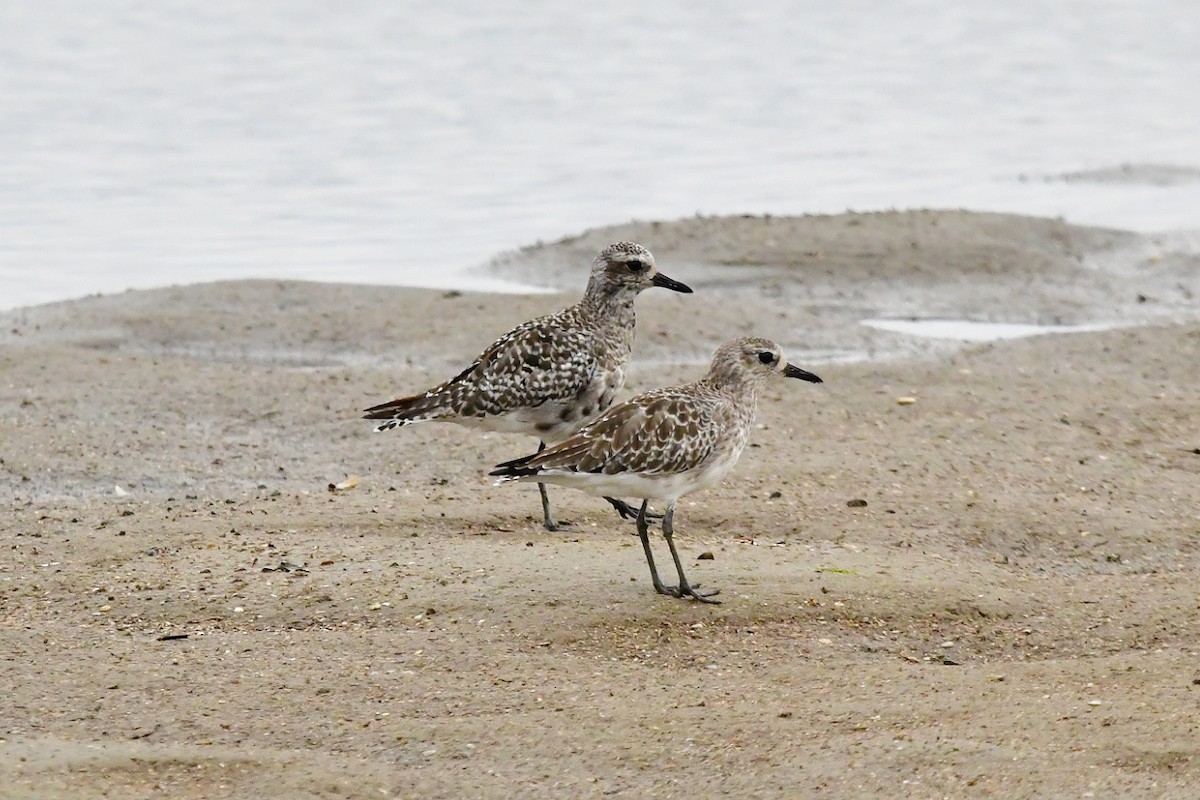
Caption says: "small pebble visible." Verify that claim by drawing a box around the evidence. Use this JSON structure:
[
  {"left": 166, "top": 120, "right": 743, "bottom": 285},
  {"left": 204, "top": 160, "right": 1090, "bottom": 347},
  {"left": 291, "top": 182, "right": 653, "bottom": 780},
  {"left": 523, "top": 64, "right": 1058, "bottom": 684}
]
[
  {"left": 697, "top": 551, "right": 714, "bottom": 560},
  {"left": 896, "top": 396, "right": 917, "bottom": 405},
  {"left": 846, "top": 498, "right": 868, "bottom": 508}
]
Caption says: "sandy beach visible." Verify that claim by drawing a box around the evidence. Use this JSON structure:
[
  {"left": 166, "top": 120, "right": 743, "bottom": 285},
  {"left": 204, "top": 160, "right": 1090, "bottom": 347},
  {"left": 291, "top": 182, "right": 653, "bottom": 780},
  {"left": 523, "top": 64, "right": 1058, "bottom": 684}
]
[{"left": 2, "top": 210, "right": 1199, "bottom": 799}]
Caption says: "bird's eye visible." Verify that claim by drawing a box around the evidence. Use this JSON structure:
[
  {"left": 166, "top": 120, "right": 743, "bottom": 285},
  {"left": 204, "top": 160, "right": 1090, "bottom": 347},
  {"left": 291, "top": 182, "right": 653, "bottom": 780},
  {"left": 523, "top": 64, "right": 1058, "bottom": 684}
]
[
  {"left": 758, "top": 351, "right": 775, "bottom": 365},
  {"left": 626, "top": 259, "right": 645, "bottom": 272}
]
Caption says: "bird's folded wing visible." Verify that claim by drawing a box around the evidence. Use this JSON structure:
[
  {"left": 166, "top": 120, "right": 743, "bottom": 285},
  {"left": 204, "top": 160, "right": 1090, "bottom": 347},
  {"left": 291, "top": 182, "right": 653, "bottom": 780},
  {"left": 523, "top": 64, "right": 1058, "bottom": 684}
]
[
  {"left": 445, "top": 314, "right": 596, "bottom": 416},
  {"left": 527, "top": 390, "right": 726, "bottom": 475}
]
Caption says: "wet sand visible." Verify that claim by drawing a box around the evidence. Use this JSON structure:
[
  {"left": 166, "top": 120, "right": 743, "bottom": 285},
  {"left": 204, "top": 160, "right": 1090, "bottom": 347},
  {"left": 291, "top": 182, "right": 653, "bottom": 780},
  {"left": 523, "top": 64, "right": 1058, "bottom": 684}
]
[{"left": 2, "top": 210, "right": 1199, "bottom": 798}]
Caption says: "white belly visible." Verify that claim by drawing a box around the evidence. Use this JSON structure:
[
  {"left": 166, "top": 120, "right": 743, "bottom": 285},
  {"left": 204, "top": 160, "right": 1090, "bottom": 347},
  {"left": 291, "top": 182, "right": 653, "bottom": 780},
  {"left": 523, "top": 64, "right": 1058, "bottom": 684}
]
[{"left": 524, "top": 452, "right": 742, "bottom": 504}]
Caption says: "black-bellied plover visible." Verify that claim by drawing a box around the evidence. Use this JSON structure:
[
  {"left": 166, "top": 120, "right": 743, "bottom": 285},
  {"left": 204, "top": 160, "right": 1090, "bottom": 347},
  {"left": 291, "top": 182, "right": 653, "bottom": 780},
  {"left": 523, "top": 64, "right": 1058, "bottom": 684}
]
[
  {"left": 489, "top": 337, "right": 822, "bottom": 602},
  {"left": 364, "top": 242, "right": 692, "bottom": 530}
]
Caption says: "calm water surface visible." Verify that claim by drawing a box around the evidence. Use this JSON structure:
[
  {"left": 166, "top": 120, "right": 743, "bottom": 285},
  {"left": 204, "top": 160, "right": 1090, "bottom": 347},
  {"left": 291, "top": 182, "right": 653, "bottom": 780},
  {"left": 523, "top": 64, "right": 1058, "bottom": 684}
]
[{"left": 2, "top": 0, "right": 1199, "bottom": 310}]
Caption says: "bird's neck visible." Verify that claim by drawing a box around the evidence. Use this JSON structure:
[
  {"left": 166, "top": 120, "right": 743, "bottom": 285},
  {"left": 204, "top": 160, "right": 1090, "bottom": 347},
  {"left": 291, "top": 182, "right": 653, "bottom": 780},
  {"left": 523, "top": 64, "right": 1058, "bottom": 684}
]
[
  {"left": 705, "top": 372, "right": 769, "bottom": 414},
  {"left": 578, "top": 281, "right": 638, "bottom": 330}
]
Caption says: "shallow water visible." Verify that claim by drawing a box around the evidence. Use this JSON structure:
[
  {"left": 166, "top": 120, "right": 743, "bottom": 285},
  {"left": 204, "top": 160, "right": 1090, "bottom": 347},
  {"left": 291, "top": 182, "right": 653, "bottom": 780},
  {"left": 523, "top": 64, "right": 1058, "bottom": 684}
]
[
  {"left": 861, "top": 318, "right": 1121, "bottom": 342},
  {"left": 2, "top": 0, "right": 1199, "bottom": 310}
]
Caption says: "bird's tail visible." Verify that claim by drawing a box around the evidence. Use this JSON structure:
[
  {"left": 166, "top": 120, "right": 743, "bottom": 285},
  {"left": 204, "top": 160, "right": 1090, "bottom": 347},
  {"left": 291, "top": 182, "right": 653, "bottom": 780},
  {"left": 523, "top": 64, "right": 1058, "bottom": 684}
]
[
  {"left": 363, "top": 390, "right": 451, "bottom": 431},
  {"left": 488, "top": 452, "right": 543, "bottom": 481}
]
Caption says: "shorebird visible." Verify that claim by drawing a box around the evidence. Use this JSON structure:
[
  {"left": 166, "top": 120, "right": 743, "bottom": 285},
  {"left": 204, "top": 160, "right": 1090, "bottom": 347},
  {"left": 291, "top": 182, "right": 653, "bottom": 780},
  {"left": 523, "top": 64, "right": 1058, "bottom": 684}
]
[
  {"left": 489, "top": 337, "right": 822, "bottom": 602},
  {"left": 364, "top": 242, "right": 692, "bottom": 531}
]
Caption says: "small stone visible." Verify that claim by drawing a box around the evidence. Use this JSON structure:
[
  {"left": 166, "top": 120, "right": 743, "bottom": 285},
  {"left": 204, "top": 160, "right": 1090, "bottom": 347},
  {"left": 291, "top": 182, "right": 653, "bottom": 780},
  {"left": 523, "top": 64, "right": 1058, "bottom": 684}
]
[
  {"left": 697, "top": 551, "right": 714, "bottom": 560},
  {"left": 896, "top": 396, "right": 917, "bottom": 405},
  {"left": 769, "top": 490, "right": 782, "bottom": 499},
  {"left": 846, "top": 498, "right": 868, "bottom": 508},
  {"left": 778, "top": 711, "right": 793, "bottom": 719}
]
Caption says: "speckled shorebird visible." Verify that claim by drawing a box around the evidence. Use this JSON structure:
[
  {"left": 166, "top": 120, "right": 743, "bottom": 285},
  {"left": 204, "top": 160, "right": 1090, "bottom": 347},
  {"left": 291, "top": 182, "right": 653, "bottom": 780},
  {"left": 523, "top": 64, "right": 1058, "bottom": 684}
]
[
  {"left": 489, "top": 337, "right": 822, "bottom": 602},
  {"left": 364, "top": 242, "right": 692, "bottom": 530}
]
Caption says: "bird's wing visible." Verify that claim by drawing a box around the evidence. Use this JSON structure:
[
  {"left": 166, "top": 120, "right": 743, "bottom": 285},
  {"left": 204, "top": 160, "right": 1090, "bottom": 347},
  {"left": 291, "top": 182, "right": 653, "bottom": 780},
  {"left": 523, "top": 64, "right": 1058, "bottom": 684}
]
[
  {"left": 447, "top": 312, "right": 595, "bottom": 414},
  {"left": 508, "top": 388, "right": 728, "bottom": 476},
  {"left": 364, "top": 308, "right": 598, "bottom": 423}
]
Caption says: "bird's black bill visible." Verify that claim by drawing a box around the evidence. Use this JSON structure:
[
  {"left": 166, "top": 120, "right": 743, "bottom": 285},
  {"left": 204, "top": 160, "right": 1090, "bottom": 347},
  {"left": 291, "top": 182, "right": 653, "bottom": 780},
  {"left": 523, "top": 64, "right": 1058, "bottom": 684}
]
[
  {"left": 651, "top": 272, "right": 693, "bottom": 293},
  {"left": 784, "top": 364, "right": 823, "bottom": 383}
]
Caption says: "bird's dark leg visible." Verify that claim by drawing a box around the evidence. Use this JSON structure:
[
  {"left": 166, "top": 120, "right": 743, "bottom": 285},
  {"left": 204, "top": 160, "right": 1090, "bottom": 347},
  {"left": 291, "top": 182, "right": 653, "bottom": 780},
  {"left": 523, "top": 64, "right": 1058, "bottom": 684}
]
[
  {"left": 661, "top": 504, "right": 721, "bottom": 603},
  {"left": 636, "top": 500, "right": 670, "bottom": 596},
  {"left": 605, "top": 496, "right": 663, "bottom": 522},
  {"left": 536, "top": 441, "right": 565, "bottom": 531}
]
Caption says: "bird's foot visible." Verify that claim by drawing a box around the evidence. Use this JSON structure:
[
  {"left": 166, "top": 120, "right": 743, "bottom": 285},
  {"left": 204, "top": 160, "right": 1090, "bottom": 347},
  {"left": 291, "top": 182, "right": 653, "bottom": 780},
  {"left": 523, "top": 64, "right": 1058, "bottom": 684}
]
[
  {"left": 606, "top": 497, "right": 663, "bottom": 522},
  {"left": 654, "top": 583, "right": 722, "bottom": 604}
]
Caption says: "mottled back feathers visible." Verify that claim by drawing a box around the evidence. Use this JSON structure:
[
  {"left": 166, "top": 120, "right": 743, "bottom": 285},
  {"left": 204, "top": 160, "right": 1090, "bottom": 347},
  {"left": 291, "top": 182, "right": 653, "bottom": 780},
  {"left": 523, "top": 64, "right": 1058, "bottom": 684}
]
[{"left": 363, "top": 242, "right": 692, "bottom": 442}]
